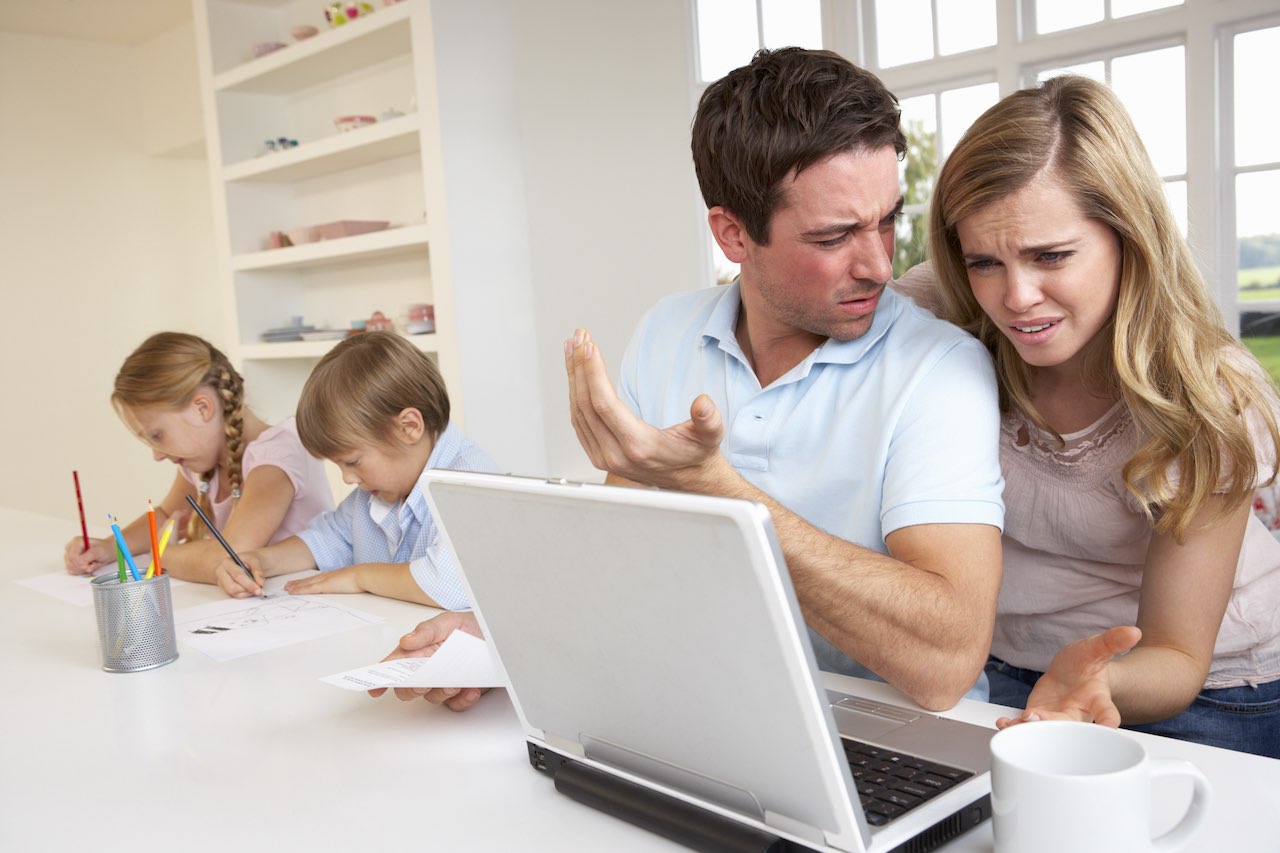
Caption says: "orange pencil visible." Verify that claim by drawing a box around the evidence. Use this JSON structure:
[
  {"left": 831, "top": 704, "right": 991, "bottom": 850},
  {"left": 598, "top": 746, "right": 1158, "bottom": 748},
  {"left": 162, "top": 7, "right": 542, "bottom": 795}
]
[{"left": 148, "top": 500, "right": 162, "bottom": 577}]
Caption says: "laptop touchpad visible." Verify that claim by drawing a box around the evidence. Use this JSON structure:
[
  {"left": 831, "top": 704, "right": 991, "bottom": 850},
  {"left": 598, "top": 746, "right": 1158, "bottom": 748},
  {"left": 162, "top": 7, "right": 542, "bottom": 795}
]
[{"left": 831, "top": 698, "right": 917, "bottom": 740}]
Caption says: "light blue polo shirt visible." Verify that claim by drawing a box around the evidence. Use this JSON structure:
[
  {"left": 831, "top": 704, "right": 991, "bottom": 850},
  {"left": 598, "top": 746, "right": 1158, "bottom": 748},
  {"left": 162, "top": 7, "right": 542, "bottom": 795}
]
[
  {"left": 619, "top": 283, "right": 1004, "bottom": 696},
  {"left": 297, "top": 422, "right": 499, "bottom": 610}
]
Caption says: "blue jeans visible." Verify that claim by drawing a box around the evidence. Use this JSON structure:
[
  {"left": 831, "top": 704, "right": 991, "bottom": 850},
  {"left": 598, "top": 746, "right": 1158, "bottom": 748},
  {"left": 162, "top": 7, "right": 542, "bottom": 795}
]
[{"left": 985, "top": 656, "right": 1280, "bottom": 759}]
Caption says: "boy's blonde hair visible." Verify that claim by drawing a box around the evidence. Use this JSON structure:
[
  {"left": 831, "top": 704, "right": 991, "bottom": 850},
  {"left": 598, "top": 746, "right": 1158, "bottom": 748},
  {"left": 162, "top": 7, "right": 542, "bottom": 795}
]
[
  {"left": 929, "top": 74, "right": 1280, "bottom": 540},
  {"left": 296, "top": 331, "right": 450, "bottom": 459},
  {"left": 112, "top": 332, "right": 247, "bottom": 542}
]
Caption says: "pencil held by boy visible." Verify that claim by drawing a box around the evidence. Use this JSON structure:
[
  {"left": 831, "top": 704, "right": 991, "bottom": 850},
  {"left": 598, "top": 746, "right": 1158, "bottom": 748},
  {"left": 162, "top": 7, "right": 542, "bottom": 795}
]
[
  {"left": 213, "top": 332, "right": 499, "bottom": 606},
  {"left": 64, "top": 332, "right": 334, "bottom": 581}
]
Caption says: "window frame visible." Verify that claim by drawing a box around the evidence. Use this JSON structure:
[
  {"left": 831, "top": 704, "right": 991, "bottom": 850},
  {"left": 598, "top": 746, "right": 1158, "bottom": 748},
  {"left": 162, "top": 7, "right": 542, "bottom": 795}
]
[{"left": 686, "top": 0, "right": 1278, "bottom": 331}]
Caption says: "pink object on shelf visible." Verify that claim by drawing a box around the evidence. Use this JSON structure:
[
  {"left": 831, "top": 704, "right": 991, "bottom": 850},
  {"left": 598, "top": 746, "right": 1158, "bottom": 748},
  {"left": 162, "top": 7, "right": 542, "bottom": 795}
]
[
  {"left": 334, "top": 115, "right": 377, "bottom": 132},
  {"left": 277, "top": 220, "right": 389, "bottom": 247},
  {"left": 285, "top": 226, "right": 319, "bottom": 245},
  {"left": 252, "top": 41, "right": 287, "bottom": 58},
  {"left": 313, "top": 220, "right": 390, "bottom": 239},
  {"left": 291, "top": 25, "right": 319, "bottom": 40}
]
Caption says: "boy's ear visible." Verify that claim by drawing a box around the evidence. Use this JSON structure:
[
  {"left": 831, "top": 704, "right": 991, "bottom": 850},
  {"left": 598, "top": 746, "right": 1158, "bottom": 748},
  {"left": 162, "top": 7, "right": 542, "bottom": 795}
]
[{"left": 394, "top": 407, "right": 426, "bottom": 444}]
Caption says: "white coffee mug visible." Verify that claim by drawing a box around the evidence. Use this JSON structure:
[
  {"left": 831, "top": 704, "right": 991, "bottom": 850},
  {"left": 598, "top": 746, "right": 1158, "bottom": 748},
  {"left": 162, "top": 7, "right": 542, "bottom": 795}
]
[{"left": 990, "top": 720, "right": 1211, "bottom": 853}]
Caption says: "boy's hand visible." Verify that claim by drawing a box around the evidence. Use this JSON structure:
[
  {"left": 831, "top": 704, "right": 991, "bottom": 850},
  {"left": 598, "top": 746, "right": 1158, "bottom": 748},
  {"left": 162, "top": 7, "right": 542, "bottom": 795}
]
[
  {"left": 65, "top": 536, "right": 113, "bottom": 575},
  {"left": 284, "top": 566, "right": 363, "bottom": 596},
  {"left": 369, "top": 611, "right": 488, "bottom": 711},
  {"left": 215, "top": 551, "right": 266, "bottom": 598}
]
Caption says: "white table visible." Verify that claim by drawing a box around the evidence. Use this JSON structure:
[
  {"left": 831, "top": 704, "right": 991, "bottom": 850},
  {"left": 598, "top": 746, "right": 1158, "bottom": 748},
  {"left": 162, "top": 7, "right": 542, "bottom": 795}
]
[{"left": 2, "top": 507, "right": 1277, "bottom": 852}]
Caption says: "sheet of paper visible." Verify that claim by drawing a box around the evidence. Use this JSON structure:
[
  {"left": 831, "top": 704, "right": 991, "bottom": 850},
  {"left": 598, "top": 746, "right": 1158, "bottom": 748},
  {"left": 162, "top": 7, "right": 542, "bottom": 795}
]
[
  {"left": 321, "top": 630, "right": 505, "bottom": 691},
  {"left": 175, "top": 591, "right": 383, "bottom": 662},
  {"left": 15, "top": 560, "right": 187, "bottom": 607}
]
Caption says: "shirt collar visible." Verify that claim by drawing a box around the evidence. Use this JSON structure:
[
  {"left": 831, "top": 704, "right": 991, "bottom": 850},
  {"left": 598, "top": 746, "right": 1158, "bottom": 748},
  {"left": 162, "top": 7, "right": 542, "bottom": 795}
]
[
  {"left": 698, "top": 279, "right": 904, "bottom": 374},
  {"left": 369, "top": 422, "right": 458, "bottom": 525}
]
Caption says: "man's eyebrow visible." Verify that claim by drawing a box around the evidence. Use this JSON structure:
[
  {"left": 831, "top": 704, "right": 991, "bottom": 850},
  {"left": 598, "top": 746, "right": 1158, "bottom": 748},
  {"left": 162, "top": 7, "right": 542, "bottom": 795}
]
[{"left": 799, "top": 198, "right": 905, "bottom": 239}]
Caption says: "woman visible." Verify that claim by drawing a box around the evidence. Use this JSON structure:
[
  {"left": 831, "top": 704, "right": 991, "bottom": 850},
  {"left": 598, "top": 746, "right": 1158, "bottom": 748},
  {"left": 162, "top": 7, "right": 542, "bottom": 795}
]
[{"left": 927, "top": 74, "right": 1280, "bottom": 757}]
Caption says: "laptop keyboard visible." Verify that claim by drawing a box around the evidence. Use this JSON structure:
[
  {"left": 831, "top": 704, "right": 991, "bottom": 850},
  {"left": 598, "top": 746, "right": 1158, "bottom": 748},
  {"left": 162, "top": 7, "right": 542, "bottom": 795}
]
[{"left": 841, "top": 739, "right": 974, "bottom": 827}]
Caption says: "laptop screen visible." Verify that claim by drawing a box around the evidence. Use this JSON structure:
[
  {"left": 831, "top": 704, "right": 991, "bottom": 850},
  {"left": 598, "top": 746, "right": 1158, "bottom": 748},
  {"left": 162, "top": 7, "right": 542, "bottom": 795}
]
[{"left": 424, "top": 472, "right": 866, "bottom": 850}]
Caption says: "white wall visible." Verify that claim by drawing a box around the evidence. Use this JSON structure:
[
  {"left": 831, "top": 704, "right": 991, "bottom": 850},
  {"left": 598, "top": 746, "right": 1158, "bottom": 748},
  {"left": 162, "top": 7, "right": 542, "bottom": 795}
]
[
  {"left": 511, "top": 0, "right": 704, "bottom": 481},
  {"left": 0, "top": 31, "right": 220, "bottom": 526},
  {"left": 0, "top": 0, "right": 703, "bottom": 529},
  {"left": 427, "top": 0, "right": 546, "bottom": 478}
]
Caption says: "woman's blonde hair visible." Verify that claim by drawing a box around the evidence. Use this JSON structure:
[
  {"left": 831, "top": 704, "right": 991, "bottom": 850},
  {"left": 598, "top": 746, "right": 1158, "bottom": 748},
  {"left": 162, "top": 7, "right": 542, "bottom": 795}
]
[
  {"left": 112, "top": 332, "right": 248, "bottom": 542},
  {"left": 296, "top": 331, "right": 450, "bottom": 459},
  {"left": 929, "top": 74, "right": 1279, "bottom": 540}
]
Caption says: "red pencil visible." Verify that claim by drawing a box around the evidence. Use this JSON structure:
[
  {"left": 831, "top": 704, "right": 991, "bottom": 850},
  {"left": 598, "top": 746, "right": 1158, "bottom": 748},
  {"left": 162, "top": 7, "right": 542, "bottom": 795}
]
[{"left": 73, "top": 470, "right": 89, "bottom": 553}]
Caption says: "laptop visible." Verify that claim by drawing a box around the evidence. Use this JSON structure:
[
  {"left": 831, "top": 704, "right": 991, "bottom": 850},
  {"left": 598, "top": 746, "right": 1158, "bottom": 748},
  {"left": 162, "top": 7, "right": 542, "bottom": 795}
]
[{"left": 423, "top": 470, "right": 994, "bottom": 853}]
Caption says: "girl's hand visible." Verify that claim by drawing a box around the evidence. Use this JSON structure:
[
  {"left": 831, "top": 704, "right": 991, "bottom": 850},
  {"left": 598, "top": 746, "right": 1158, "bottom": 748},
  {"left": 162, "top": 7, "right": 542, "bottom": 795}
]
[
  {"left": 214, "top": 552, "right": 266, "bottom": 598},
  {"left": 64, "top": 536, "right": 114, "bottom": 575},
  {"left": 996, "top": 626, "right": 1142, "bottom": 729}
]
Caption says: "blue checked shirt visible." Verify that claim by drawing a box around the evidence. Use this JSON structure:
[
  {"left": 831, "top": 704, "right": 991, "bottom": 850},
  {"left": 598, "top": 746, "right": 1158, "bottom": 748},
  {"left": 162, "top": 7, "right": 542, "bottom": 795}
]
[{"left": 296, "top": 423, "right": 499, "bottom": 609}]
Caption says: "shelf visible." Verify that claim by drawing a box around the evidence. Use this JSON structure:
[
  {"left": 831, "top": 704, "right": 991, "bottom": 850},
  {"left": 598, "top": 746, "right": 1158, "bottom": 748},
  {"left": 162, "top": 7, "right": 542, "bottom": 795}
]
[
  {"left": 231, "top": 223, "right": 430, "bottom": 271},
  {"left": 214, "top": 3, "right": 411, "bottom": 95},
  {"left": 241, "top": 331, "right": 438, "bottom": 361},
  {"left": 224, "top": 113, "right": 421, "bottom": 182}
]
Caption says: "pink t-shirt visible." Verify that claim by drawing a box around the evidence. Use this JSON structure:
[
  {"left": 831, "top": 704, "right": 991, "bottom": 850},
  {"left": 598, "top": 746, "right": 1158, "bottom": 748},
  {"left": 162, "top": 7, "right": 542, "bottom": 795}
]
[
  {"left": 992, "top": 351, "right": 1280, "bottom": 688},
  {"left": 180, "top": 417, "right": 334, "bottom": 545}
]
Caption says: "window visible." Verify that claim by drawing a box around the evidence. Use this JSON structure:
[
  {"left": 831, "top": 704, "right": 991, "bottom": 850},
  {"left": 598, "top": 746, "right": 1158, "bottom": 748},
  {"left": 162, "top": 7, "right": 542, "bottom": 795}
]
[
  {"left": 1231, "top": 24, "right": 1280, "bottom": 382},
  {"left": 693, "top": 0, "right": 824, "bottom": 282},
  {"left": 694, "top": 0, "right": 822, "bottom": 82},
  {"left": 873, "top": 0, "right": 997, "bottom": 68},
  {"left": 1035, "top": 45, "right": 1189, "bottom": 234},
  {"left": 893, "top": 83, "right": 1000, "bottom": 275},
  {"left": 687, "top": 0, "right": 1270, "bottom": 319},
  {"left": 1033, "top": 0, "right": 1182, "bottom": 35}
]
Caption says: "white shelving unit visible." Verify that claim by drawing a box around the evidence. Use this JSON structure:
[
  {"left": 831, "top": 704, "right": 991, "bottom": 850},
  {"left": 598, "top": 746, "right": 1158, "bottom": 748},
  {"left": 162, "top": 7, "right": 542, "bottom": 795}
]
[{"left": 191, "top": 0, "right": 460, "bottom": 435}]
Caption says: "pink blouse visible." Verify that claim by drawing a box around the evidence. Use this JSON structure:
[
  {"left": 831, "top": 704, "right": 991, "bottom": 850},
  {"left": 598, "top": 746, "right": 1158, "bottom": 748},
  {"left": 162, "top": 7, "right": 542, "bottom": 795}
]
[
  {"left": 179, "top": 417, "right": 334, "bottom": 545},
  {"left": 993, "top": 357, "right": 1280, "bottom": 688}
]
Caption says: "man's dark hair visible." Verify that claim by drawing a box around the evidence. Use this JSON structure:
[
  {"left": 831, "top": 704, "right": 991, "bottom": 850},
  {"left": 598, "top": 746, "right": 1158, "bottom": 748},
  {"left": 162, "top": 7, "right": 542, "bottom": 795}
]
[{"left": 691, "top": 47, "right": 906, "bottom": 245}]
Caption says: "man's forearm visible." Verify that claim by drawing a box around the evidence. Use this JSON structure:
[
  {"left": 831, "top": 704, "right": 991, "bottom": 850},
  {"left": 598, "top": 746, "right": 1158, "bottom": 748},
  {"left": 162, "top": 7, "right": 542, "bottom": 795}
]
[{"left": 671, "top": 457, "right": 998, "bottom": 710}]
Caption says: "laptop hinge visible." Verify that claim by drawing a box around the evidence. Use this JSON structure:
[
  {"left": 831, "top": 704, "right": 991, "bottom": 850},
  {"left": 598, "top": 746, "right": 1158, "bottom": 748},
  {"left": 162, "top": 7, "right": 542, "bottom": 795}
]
[
  {"left": 764, "top": 810, "right": 826, "bottom": 847},
  {"left": 552, "top": 758, "right": 794, "bottom": 853},
  {"left": 542, "top": 730, "right": 586, "bottom": 758}
]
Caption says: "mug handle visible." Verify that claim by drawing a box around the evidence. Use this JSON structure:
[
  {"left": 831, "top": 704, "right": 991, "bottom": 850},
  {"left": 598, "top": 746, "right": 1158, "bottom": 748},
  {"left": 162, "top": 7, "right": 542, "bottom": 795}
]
[{"left": 1150, "top": 759, "right": 1212, "bottom": 851}]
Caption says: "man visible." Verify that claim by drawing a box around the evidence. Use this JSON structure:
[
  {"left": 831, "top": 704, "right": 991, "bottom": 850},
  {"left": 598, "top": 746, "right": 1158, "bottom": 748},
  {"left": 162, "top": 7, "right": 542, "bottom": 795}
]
[{"left": 378, "top": 48, "right": 1004, "bottom": 712}]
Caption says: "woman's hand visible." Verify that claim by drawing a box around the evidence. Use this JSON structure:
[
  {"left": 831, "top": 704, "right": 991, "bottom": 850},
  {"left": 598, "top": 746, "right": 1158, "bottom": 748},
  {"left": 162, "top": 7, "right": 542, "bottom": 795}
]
[{"left": 996, "top": 626, "right": 1142, "bottom": 729}]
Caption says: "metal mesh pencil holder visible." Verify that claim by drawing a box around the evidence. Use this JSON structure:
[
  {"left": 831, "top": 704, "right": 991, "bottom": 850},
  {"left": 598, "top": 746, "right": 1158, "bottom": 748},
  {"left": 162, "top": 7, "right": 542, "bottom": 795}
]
[{"left": 91, "top": 573, "right": 179, "bottom": 673}]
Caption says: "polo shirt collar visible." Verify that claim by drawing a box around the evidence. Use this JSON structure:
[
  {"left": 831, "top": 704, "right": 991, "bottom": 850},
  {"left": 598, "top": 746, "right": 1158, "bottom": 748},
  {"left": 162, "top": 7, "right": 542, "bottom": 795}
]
[
  {"left": 369, "top": 422, "right": 459, "bottom": 525},
  {"left": 699, "top": 280, "right": 903, "bottom": 372}
]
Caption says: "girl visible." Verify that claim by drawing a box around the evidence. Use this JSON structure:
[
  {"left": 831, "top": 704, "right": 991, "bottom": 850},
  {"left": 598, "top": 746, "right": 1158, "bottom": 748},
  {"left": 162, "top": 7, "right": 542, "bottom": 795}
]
[
  {"left": 64, "top": 332, "right": 334, "bottom": 583},
  {"left": 927, "top": 75, "right": 1280, "bottom": 757}
]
